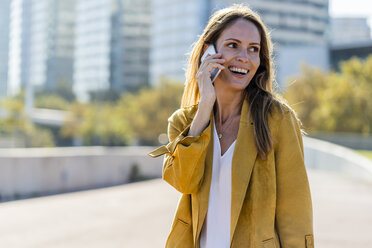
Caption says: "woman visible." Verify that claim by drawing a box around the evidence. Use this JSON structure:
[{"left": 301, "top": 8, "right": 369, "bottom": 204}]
[{"left": 149, "top": 4, "right": 314, "bottom": 248}]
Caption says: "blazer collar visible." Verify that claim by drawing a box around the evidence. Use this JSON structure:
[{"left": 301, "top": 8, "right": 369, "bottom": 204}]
[{"left": 195, "top": 99, "right": 258, "bottom": 245}]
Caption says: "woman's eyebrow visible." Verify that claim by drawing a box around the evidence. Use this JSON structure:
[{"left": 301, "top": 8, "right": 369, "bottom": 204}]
[
  {"left": 225, "top": 38, "right": 241, "bottom": 43},
  {"left": 224, "top": 38, "right": 260, "bottom": 46}
]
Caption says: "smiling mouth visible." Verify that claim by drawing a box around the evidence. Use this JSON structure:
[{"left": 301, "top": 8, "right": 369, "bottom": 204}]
[{"left": 228, "top": 66, "right": 249, "bottom": 76}]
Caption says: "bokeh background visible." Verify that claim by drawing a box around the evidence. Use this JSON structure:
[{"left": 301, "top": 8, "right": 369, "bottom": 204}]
[
  {"left": 1, "top": 0, "right": 372, "bottom": 150},
  {"left": 0, "top": 0, "right": 372, "bottom": 247}
]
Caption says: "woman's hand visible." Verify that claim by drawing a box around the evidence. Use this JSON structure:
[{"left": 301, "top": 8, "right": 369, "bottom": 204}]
[
  {"left": 196, "top": 53, "right": 225, "bottom": 106},
  {"left": 188, "top": 53, "right": 225, "bottom": 137}
]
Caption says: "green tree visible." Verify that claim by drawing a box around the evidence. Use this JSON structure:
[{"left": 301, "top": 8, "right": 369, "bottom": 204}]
[
  {"left": 284, "top": 56, "right": 372, "bottom": 134},
  {"left": 34, "top": 94, "right": 70, "bottom": 110},
  {"left": 61, "top": 78, "right": 184, "bottom": 146},
  {"left": 119, "top": 79, "right": 184, "bottom": 145},
  {"left": 34, "top": 78, "right": 75, "bottom": 110},
  {"left": 55, "top": 78, "right": 75, "bottom": 102},
  {"left": 89, "top": 89, "right": 120, "bottom": 103},
  {"left": 61, "top": 102, "right": 131, "bottom": 146},
  {"left": 0, "top": 93, "right": 55, "bottom": 147},
  {"left": 284, "top": 66, "right": 327, "bottom": 131}
]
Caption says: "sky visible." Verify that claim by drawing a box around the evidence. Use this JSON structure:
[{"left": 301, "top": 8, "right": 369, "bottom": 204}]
[{"left": 330, "top": 0, "right": 372, "bottom": 27}]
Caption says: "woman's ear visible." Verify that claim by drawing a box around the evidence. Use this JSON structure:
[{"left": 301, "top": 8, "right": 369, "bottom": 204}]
[{"left": 202, "top": 44, "right": 209, "bottom": 54}]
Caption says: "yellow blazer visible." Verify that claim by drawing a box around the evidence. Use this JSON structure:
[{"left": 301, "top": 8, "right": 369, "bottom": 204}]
[{"left": 149, "top": 99, "right": 314, "bottom": 248}]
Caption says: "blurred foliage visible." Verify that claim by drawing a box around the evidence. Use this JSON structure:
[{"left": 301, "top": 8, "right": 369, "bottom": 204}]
[
  {"left": 284, "top": 55, "right": 372, "bottom": 135},
  {"left": 24, "top": 125, "right": 56, "bottom": 147},
  {"left": 0, "top": 93, "right": 27, "bottom": 133},
  {"left": 0, "top": 92, "right": 55, "bottom": 147},
  {"left": 61, "top": 102, "right": 132, "bottom": 146},
  {"left": 36, "top": 78, "right": 75, "bottom": 101},
  {"left": 34, "top": 94, "right": 70, "bottom": 110},
  {"left": 35, "top": 78, "right": 75, "bottom": 110},
  {"left": 89, "top": 89, "right": 121, "bottom": 103},
  {"left": 118, "top": 79, "right": 184, "bottom": 145},
  {"left": 1, "top": 78, "right": 183, "bottom": 147},
  {"left": 61, "top": 78, "right": 184, "bottom": 146},
  {"left": 53, "top": 78, "right": 75, "bottom": 102},
  {"left": 5, "top": 54, "right": 372, "bottom": 147},
  {"left": 356, "top": 150, "right": 372, "bottom": 161}
]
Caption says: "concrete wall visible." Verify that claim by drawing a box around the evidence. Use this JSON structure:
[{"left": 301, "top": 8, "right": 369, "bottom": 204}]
[
  {"left": 309, "top": 133, "right": 372, "bottom": 150},
  {"left": 0, "top": 146, "right": 163, "bottom": 201},
  {"left": 1, "top": 137, "right": 372, "bottom": 201},
  {"left": 304, "top": 136, "right": 372, "bottom": 184}
]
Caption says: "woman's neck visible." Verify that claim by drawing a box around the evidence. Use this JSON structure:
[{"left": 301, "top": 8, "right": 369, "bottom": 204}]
[{"left": 214, "top": 88, "right": 244, "bottom": 125}]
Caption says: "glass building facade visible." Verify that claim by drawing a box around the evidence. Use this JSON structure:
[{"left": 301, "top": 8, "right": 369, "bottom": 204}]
[
  {"left": 8, "top": 0, "right": 31, "bottom": 96},
  {"left": 244, "top": 0, "right": 329, "bottom": 45},
  {"left": 74, "top": 0, "right": 112, "bottom": 102},
  {"left": 330, "top": 17, "right": 371, "bottom": 45},
  {"left": 8, "top": 0, "right": 75, "bottom": 98},
  {"left": 150, "top": 0, "right": 210, "bottom": 85},
  {"left": 0, "top": 0, "right": 10, "bottom": 97},
  {"left": 45, "top": 0, "right": 75, "bottom": 91},
  {"left": 150, "top": 0, "right": 329, "bottom": 86},
  {"left": 74, "top": 0, "right": 150, "bottom": 102}
]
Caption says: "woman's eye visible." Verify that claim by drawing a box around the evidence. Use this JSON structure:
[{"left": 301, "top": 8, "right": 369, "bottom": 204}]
[
  {"left": 249, "top": 47, "right": 259, "bottom": 52},
  {"left": 227, "top": 43, "right": 237, "bottom": 48}
]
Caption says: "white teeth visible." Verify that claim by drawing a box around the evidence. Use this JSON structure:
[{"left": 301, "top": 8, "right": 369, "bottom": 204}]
[{"left": 229, "top": 67, "right": 248, "bottom": 74}]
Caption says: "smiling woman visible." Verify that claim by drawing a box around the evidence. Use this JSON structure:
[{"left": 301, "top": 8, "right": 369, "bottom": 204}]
[
  {"left": 213, "top": 20, "right": 261, "bottom": 92},
  {"left": 148, "top": 4, "right": 314, "bottom": 248}
]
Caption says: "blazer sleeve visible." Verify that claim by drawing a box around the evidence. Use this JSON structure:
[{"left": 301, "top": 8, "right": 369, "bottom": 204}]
[
  {"left": 274, "top": 110, "right": 314, "bottom": 248},
  {"left": 148, "top": 107, "right": 212, "bottom": 194}
]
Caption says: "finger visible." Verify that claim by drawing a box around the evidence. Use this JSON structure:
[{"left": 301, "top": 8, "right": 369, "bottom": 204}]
[
  {"left": 200, "top": 58, "right": 225, "bottom": 71},
  {"left": 206, "top": 58, "right": 225, "bottom": 63},
  {"left": 199, "top": 62, "right": 223, "bottom": 75},
  {"left": 196, "top": 63, "right": 224, "bottom": 79},
  {"left": 204, "top": 53, "right": 222, "bottom": 60},
  {"left": 200, "top": 61, "right": 225, "bottom": 72},
  {"left": 206, "top": 63, "right": 225, "bottom": 72}
]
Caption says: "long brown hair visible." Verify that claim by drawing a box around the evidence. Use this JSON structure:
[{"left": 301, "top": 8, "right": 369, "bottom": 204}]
[{"left": 181, "top": 4, "right": 286, "bottom": 159}]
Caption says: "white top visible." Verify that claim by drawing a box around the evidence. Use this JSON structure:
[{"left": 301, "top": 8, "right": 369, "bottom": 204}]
[{"left": 200, "top": 122, "right": 236, "bottom": 248}]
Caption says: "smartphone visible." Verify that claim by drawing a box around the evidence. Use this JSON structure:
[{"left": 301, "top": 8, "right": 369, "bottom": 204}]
[{"left": 201, "top": 45, "right": 222, "bottom": 82}]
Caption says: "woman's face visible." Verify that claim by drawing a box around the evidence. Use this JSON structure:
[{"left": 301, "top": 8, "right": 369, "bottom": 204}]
[{"left": 214, "top": 18, "right": 261, "bottom": 91}]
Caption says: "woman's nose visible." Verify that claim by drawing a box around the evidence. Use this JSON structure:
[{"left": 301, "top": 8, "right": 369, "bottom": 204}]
[{"left": 236, "top": 50, "right": 249, "bottom": 63}]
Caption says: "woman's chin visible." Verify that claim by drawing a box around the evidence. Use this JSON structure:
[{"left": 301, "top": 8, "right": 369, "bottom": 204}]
[
  {"left": 220, "top": 79, "right": 250, "bottom": 92},
  {"left": 216, "top": 74, "right": 252, "bottom": 89}
]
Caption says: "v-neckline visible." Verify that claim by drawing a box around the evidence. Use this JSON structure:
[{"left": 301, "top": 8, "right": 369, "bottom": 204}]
[{"left": 214, "top": 121, "right": 236, "bottom": 158}]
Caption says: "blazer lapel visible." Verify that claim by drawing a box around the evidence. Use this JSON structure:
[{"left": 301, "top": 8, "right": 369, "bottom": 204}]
[
  {"left": 193, "top": 100, "right": 257, "bottom": 246},
  {"left": 194, "top": 110, "right": 214, "bottom": 246},
  {"left": 230, "top": 99, "right": 258, "bottom": 244}
]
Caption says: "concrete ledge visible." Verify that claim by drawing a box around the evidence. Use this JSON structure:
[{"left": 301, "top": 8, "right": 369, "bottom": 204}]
[
  {"left": 0, "top": 146, "right": 163, "bottom": 201},
  {"left": 304, "top": 136, "right": 372, "bottom": 183},
  {"left": 1, "top": 137, "right": 372, "bottom": 201}
]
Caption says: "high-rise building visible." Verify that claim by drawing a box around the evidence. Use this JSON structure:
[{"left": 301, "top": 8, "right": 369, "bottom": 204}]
[
  {"left": 329, "top": 18, "right": 372, "bottom": 70},
  {"left": 244, "top": 0, "right": 328, "bottom": 45},
  {"left": 150, "top": 0, "right": 210, "bottom": 86},
  {"left": 74, "top": 0, "right": 151, "bottom": 102},
  {"left": 45, "top": 0, "right": 76, "bottom": 91},
  {"left": 330, "top": 17, "right": 371, "bottom": 45},
  {"left": 150, "top": 0, "right": 329, "bottom": 87},
  {"left": 0, "top": 0, "right": 11, "bottom": 97},
  {"left": 8, "top": 0, "right": 31, "bottom": 96},
  {"left": 8, "top": 0, "right": 75, "bottom": 99}
]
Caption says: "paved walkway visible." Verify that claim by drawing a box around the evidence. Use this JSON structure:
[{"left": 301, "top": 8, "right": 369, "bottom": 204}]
[{"left": 1, "top": 169, "right": 372, "bottom": 247}]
